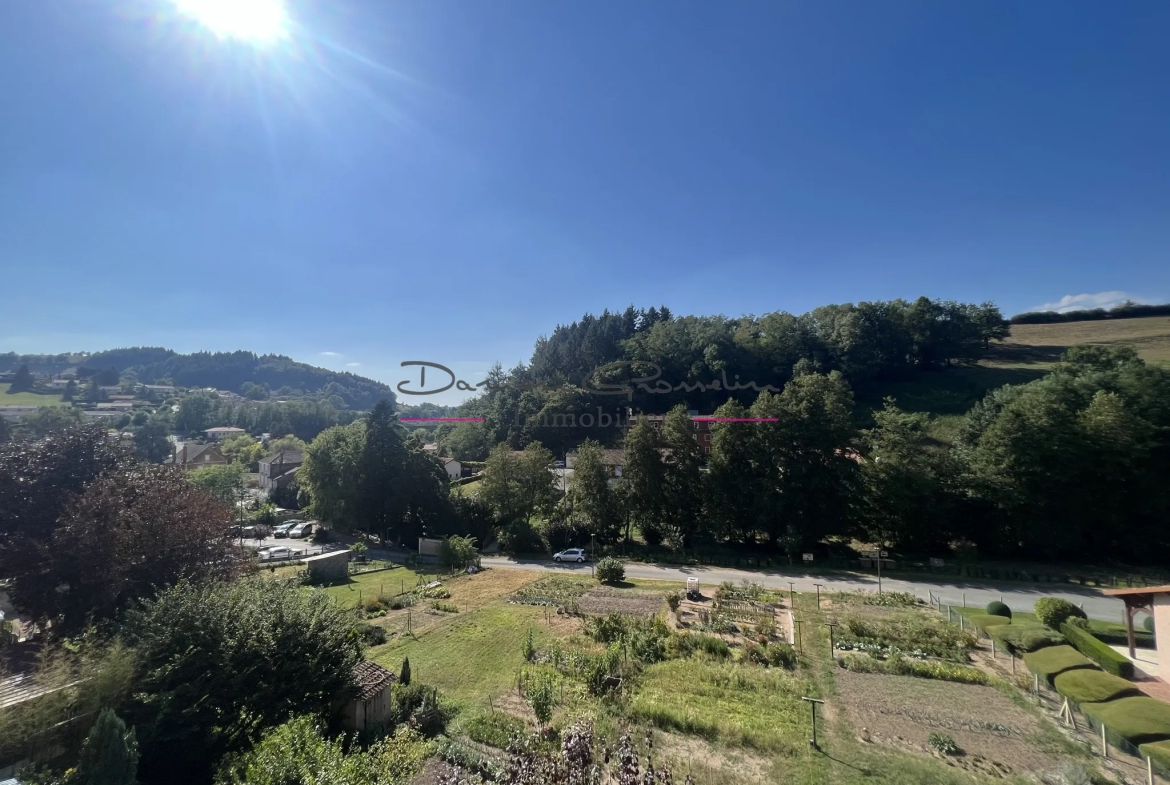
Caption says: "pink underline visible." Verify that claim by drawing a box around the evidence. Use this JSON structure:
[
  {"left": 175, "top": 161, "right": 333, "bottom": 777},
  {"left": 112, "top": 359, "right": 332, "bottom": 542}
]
[
  {"left": 401, "top": 417, "right": 485, "bottom": 422},
  {"left": 692, "top": 417, "right": 778, "bottom": 422}
]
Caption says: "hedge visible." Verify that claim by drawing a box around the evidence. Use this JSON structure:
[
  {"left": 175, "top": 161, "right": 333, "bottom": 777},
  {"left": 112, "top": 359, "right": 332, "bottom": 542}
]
[
  {"left": 1141, "top": 740, "right": 1170, "bottom": 771},
  {"left": 989, "top": 623, "right": 1065, "bottom": 654},
  {"left": 1081, "top": 697, "right": 1170, "bottom": 745},
  {"left": 1022, "top": 645, "right": 1094, "bottom": 679},
  {"left": 1052, "top": 669, "right": 1140, "bottom": 704},
  {"left": 1062, "top": 621, "right": 1134, "bottom": 679},
  {"left": 1089, "top": 628, "right": 1155, "bottom": 649},
  {"left": 968, "top": 614, "right": 1012, "bottom": 633}
]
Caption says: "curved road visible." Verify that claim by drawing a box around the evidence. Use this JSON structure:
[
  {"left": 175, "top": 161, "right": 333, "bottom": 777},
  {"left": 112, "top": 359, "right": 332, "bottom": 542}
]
[{"left": 481, "top": 556, "right": 1123, "bottom": 621}]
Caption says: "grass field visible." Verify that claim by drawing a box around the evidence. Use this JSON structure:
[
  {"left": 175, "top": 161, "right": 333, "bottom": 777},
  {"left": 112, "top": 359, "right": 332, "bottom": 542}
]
[
  {"left": 860, "top": 315, "right": 1170, "bottom": 440},
  {"left": 338, "top": 567, "right": 1112, "bottom": 784},
  {"left": 0, "top": 383, "right": 69, "bottom": 407}
]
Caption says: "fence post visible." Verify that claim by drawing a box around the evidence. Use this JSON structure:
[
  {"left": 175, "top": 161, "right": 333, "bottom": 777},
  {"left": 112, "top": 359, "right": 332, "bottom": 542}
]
[
  {"left": 1148, "top": 754, "right": 1154, "bottom": 785},
  {"left": 1101, "top": 722, "right": 1108, "bottom": 758}
]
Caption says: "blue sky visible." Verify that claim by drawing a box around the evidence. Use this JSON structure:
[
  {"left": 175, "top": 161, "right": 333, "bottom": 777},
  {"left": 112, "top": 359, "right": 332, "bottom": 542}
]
[{"left": 2, "top": 0, "right": 1168, "bottom": 403}]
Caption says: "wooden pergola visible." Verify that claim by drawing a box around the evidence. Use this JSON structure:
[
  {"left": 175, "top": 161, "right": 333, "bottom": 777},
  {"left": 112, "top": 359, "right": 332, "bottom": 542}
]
[{"left": 1102, "top": 584, "right": 1170, "bottom": 659}]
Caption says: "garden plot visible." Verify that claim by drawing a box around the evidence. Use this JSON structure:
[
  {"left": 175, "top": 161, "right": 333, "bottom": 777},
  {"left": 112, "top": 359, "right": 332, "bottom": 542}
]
[
  {"left": 835, "top": 669, "right": 1065, "bottom": 776},
  {"left": 577, "top": 585, "right": 663, "bottom": 617},
  {"left": 672, "top": 581, "right": 787, "bottom": 648},
  {"left": 508, "top": 575, "right": 593, "bottom": 610}
]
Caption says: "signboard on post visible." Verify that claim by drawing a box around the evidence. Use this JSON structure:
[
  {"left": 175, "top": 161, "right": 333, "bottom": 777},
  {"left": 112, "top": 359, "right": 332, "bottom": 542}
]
[
  {"left": 929, "top": 557, "right": 945, "bottom": 568},
  {"left": 803, "top": 553, "right": 814, "bottom": 563}
]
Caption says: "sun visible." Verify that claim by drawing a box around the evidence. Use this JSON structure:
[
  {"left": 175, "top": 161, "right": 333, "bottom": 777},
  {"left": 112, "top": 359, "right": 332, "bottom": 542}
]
[{"left": 171, "top": 0, "right": 289, "bottom": 43}]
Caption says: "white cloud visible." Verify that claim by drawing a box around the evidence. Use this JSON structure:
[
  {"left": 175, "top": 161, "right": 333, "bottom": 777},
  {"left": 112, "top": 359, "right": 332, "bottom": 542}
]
[
  {"left": 320, "top": 351, "right": 342, "bottom": 357},
  {"left": 1031, "top": 291, "right": 1143, "bottom": 313},
  {"left": 346, "top": 362, "right": 362, "bottom": 367}
]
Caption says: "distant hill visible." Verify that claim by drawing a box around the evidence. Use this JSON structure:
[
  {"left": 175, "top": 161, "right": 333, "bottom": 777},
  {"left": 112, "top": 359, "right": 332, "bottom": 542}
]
[{"left": 0, "top": 348, "right": 396, "bottom": 411}]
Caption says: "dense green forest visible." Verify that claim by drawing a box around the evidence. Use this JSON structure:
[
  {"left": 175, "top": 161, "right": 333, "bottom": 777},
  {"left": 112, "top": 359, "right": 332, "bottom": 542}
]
[
  {"left": 0, "top": 348, "right": 396, "bottom": 410},
  {"left": 1010, "top": 299, "right": 1170, "bottom": 324},
  {"left": 438, "top": 297, "right": 1008, "bottom": 455}
]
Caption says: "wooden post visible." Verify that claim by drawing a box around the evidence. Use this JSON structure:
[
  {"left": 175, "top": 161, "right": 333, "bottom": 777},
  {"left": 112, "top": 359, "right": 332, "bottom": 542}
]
[
  {"left": 827, "top": 623, "right": 837, "bottom": 657},
  {"left": 801, "top": 697, "right": 825, "bottom": 750},
  {"left": 1126, "top": 604, "right": 1138, "bottom": 659},
  {"left": 1149, "top": 754, "right": 1155, "bottom": 785},
  {"left": 1101, "top": 722, "right": 1108, "bottom": 757}
]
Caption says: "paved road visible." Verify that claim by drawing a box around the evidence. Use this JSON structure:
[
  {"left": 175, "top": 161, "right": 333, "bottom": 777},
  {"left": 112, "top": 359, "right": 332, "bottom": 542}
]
[{"left": 480, "top": 556, "right": 1124, "bottom": 621}]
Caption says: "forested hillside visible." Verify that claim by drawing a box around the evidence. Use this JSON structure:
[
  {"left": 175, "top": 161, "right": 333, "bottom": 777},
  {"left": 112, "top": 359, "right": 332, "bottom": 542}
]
[{"left": 0, "top": 348, "right": 396, "bottom": 410}]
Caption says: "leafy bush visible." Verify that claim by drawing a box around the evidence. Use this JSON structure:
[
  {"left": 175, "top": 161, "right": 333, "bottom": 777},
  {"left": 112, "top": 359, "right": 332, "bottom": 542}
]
[
  {"left": 354, "top": 622, "right": 387, "bottom": 647},
  {"left": 1062, "top": 621, "right": 1134, "bottom": 679},
  {"left": 765, "top": 643, "right": 797, "bottom": 670},
  {"left": 1053, "top": 669, "right": 1139, "bottom": 704},
  {"left": 526, "top": 674, "right": 556, "bottom": 727},
  {"left": 1035, "top": 597, "right": 1087, "bottom": 630},
  {"left": 755, "top": 616, "right": 777, "bottom": 640},
  {"left": 390, "top": 683, "right": 450, "bottom": 736},
  {"left": 1081, "top": 696, "right": 1170, "bottom": 745},
  {"left": 985, "top": 601, "right": 1011, "bottom": 619},
  {"left": 928, "top": 732, "right": 960, "bottom": 755},
  {"left": 695, "top": 635, "right": 731, "bottom": 659},
  {"left": 1023, "top": 645, "right": 1094, "bottom": 679},
  {"left": 522, "top": 629, "right": 536, "bottom": 662},
  {"left": 595, "top": 557, "right": 625, "bottom": 584},
  {"left": 989, "top": 623, "right": 1065, "bottom": 653},
  {"left": 585, "top": 613, "right": 629, "bottom": 644},
  {"left": 441, "top": 535, "right": 480, "bottom": 571},
  {"left": 463, "top": 711, "right": 526, "bottom": 749},
  {"left": 430, "top": 601, "right": 458, "bottom": 613},
  {"left": 420, "top": 586, "right": 450, "bottom": 599},
  {"left": 968, "top": 613, "right": 1011, "bottom": 632},
  {"left": 665, "top": 591, "right": 682, "bottom": 613},
  {"left": 742, "top": 641, "right": 769, "bottom": 666},
  {"left": 864, "top": 591, "right": 919, "bottom": 608}
]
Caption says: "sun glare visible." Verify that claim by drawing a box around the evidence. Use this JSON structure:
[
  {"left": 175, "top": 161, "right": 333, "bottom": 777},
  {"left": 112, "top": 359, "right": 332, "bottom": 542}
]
[{"left": 171, "top": 0, "right": 289, "bottom": 43}]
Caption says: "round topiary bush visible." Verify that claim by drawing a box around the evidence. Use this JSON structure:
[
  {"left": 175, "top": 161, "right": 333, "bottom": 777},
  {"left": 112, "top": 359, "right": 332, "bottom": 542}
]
[
  {"left": 1034, "top": 597, "right": 1087, "bottom": 630},
  {"left": 595, "top": 557, "right": 625, "bottom": 585},
  {"left": 986, "top": 601, "right": 1012, "bottom": 619}
]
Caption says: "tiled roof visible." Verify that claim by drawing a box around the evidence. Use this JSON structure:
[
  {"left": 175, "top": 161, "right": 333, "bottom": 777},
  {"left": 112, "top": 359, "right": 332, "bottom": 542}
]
[
  {"left": 352, "top": 661, "right": 395, "bottom": 701},
  {"left": 261, "top": 449, "right": 305, "bottom": 465}
]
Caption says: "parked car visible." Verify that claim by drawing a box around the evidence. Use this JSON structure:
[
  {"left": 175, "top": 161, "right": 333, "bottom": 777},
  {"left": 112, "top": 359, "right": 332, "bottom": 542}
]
[
  {"left": 258, "top": 546, "right": 303, "bottom": 560},
  {"left": 273, "top": 522, "right": 298, "bottom": 538},
  {"left": 553, "top": 548, "right": 588, "bottom": 563},
  {"left": 288, "top": 522, "right": 315, "bottom": 538},
  {"left": 232, "top": 525, "right": 257, "bottom": 538}
]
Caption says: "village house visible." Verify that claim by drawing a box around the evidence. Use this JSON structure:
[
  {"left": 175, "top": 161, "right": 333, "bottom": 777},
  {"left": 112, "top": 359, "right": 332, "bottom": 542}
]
[
  {"left": 259, "top": 449, "right": 304, "bottom": 491},
  {"left": 204, "top": 426, "right": 246, "bottom": 441},
  {"left": 441, "top": 457, "right": 462, "bottom": 480},
  {"left": 338, "top": 661, "right": 395, "bottom": 732},
  {"left": 164, "top": 443, "right": 229, "bottom": 470}
]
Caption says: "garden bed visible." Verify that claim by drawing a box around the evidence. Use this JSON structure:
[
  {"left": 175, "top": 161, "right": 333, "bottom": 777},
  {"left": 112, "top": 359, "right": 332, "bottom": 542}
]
[
  {"left": 834, "top": 669, "right": 1064, "bottom": 776},
  {"left": 508, "top": 576, "right": 593, "bottom": 610},
  {"left": 576, "top": 586, "right": 663, "bottom": 617}
]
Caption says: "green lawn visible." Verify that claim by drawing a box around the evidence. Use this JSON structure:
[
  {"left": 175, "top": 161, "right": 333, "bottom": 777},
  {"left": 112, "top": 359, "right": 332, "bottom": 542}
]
[
  {"left": 1022, "top": 645, "right": 1094, "bottom": 679},
  {"left": 1081, "top": 696, "right": 1170, "bottom": 745},
  {"left": 0, "top": 384, "right": 69, "bottom": 407}
]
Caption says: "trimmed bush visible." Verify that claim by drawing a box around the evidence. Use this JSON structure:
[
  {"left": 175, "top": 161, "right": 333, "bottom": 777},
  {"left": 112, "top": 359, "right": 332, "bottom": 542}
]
[
  {"left": 1081, "top": 697, "right": 1170, "bottom": 745},
  {"left": 985, "top": 601, "right": 1012, "bottom": 620},
  {"left": 968, "top": 613, "right": 1011, "bottom": 632},
  {"left": 1053, "top": 669, "right": 1140, "bottom": 704},
  {"left": 595, "top": 557, "right": 625, "bottom": 585},
  {"left": 1091, "top": 628, "right": 1155, "bottom": 649},
  {"left": 1141, "top": 740, "right": 1170, "bottom": 771},
  {"left": 1023, "top": 645, "right": 1094, "bottom": 679},
  {"left": 1034, "top": 597, "right": 1087, "bottom": 630},
  {"left": 989, "top": 623, "right": 1064, "bottom": 653},
  {"left": 1062, "top": 621, "right": 1134, "bottom": 679},
  {"left": 1145, "top": 615, "right": 1156, "bottom": 634}
]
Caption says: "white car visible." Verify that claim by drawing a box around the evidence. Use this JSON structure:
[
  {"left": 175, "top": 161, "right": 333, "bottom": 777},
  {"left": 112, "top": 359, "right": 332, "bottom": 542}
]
[
  {"left": 288, "top": 522, "right": 315, "bottom": 538},
  {"left": 553, "top": 548, "right": 588, "bottom": 563},
  {"left": 258, "top": 546, "right": 303, "bottom": 560}
]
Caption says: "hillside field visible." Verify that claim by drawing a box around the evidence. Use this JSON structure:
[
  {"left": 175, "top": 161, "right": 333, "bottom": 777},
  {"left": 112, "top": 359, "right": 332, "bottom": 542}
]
[
  {"left": 863, "top": 316, "right": 1170, "bottom": 441},
  {"left": 0, "top": 384, "right": 69, "bottom": 407}
]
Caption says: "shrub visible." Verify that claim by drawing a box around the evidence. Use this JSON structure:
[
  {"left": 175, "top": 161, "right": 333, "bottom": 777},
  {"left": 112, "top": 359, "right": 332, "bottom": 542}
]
[
  {"left": 694, "top": 635, "right": 731, "bottom": 659},
  {"left": 985, "top": 601, "right": 1011, "bottom": 619},
  {"left": 1035, "top": 597, "right": 1087, "bottom": 630},
  {"left": 665, "top": 591, "right": 682, "bottom": 613},
  {"left": 363, "top": 597, "right": 387, "bottom": 613},
  {"left": 355, "top": 622, "right": 387, "bottom": 647},
  {"left": 595, "top": 557, "right": 625, "bottom": 585},
  {"left": 1053, "top": 669, "right": 1139, "bottom": 704},
  {"left": 765, "top": 642, "right": 797, "bottom": 670},
  {"left": 742, "top": 641, "right": 769, "bottom": 666},
  {"left": 928, "top": 732, "right": 960, "bottom": 755},
  {"left": 400, "top": 657, "right": 411, "bottom": 686},
  {"left": 968, "top": 613, "right": 1011, "bottom": 633},
  {"left": 1023, "top": 645, "right": 1094, "bottom": 680},
  {"left": 1145, "top": 615, "right": 1156, "bottom": 634},
  {"left": 522, "top": 628, "right": 536, "bottom": 662},
  {"left": 1062, "top": 621, "right": 1134, "bottom": 679},
  {"left": 430, "top": 601, "right": 458, "bottom": 613},
  {"left": 990, "top": 623, "right": 1065, "bottom": 653},
  {"left": 526, "top": 674, "right": 556, "bottom": 727},
  {"left": 585, "top": 613, "right": 630, "bottom": 644},
  {"left": 463, "top": 711, "right": 526, "bottom": 749},
  {"left": 1081, "top": 696, "right": 1170, "bottom": 745}
]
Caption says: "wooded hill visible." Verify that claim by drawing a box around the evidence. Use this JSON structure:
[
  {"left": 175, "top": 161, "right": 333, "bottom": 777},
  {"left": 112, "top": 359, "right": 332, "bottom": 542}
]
[{"left": 0, "top": 348, "right": 396, "bottom": 411}]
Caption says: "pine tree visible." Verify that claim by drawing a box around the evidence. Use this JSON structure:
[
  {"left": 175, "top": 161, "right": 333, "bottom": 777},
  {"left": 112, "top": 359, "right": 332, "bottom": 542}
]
[
  {"left": 399, "top": 657, "right": 411, "bottom": 686},
  {"left": 9, "top": 364, "right": 34, "bottom": 393},
  {"left": 74, "top": 708, "right": 139, "bottom": 785}
]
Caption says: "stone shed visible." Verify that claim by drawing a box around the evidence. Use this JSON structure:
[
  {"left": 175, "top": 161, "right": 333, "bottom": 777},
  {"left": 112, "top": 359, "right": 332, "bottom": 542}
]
[
  {"left": 340, "top": 661, "right": 396, "bottom": 732},
  {"left": 303, "top": 550, "right": 350, "bottom": 583}
]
